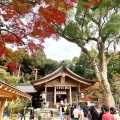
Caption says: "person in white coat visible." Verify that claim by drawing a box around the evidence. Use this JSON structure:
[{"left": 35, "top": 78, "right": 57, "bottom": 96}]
[{"left": 73, "top": 106, "right": 80, "bottom": 120}]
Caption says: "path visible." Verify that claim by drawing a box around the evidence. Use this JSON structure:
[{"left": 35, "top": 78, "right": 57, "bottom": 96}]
[
  {"left": 4, "top": 108, "right": 61, "bottom": 120},
  {"left": 5, "top": 116, "right": 61, "bottom": 120}
]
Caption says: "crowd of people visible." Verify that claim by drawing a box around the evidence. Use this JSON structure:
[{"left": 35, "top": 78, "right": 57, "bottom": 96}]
[
  {"left": 16, "top": 102, "right": 120, "bottom": 120},
  {"left": 59, "top": 102, "right": 120, "bottom": 120}
]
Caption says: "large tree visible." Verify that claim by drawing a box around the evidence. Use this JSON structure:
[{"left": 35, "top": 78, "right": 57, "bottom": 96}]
[{"left": 55, "top": 0, "right": 120, "bottom": 107}]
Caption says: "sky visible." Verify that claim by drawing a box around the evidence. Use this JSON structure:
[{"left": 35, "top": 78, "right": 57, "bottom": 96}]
[{"left": 43, "top": 38, "right": 81, "bottom": 61}]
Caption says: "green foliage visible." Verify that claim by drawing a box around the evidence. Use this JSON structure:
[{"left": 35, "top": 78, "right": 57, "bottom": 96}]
[
  {"left": 108, "top": 55, "right": 120, "bottom": 78},
  {"left": 0, "top": 68, "right": 19, "bottom": 86},
  {"left": 19, "top": 75, "right": 26, "bottom": 83},
  {"left": 7, "top": 98, "right": 29, "bottom": 117},
  {"left": 41, "top": 59, "right": 59, "bottom": 75},
  {"left": 8, "top": 99, "right": 23, "bottom": 114},
  {"left": 16, "top": 49, "right": 47, "bottom": 83},
  {"left": 17, "top": 49, "right": 46, "bottom": 69},
  {"left": 17, "top": 49, "right": 34, "bottom": 67},
  {"left": 103, "top": 14, "right": 120, "bottom": 37},
  {"left": 63, "top": 21, "right": 89, "bottom": 45},
  {"left": 64, "top": 21, "right": 80, "bottom": 40},
  {"left": 38, "top": 115, "right": 42, "bottom": 120},
  {"left": 79, "top": 101, "right": 86, "bottom": 108},
  {"left": 31, "top": 51, "right": 47, "bottom": 69},
  {"left": 73, "top": 52, "right": 95, "bottom": 79}
]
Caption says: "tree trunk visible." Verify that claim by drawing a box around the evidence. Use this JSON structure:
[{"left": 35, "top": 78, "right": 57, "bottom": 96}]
[
  {"left": 89, "top": 53, "right": 115, "bottom": 107},
  {"left": 100, "top": 78, "right": 115, "bottom": 107},
  {"left": 97, "top": 63, "right": 115, "bottom": 107},
  {"left": 64, "top": 36, "right": 116, "bottom": 107},
  {"left": 17, "top": 65, "right": 21, "bottom": 78},
  {"left": 103, "top": 90, "right": 115, "bottom": 107}
]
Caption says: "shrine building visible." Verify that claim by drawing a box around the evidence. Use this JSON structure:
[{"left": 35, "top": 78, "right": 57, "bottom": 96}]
[{"left": 17, "top": 63, "right": 96, "bottom": 108}]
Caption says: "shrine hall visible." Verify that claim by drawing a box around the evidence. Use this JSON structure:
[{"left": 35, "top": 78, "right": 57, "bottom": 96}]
[{"left": 17, "top": 63, "right": 96, "bottom": 108}]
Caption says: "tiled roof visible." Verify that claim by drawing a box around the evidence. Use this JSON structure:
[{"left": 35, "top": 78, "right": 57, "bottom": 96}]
[
  {"left": 32, "top": 64, "right": 96, "bottom": 85},
  {"left": 16, "top": 84, "right": 37, "bottom": 93}
]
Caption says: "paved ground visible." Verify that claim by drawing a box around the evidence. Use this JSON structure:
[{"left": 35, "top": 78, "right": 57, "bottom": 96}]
[
  {"left": 4, "top": 116, "right": 61, "bottom": 120},
  {"left": 4, "top": 108, "right": 61, "bottom": 120}
]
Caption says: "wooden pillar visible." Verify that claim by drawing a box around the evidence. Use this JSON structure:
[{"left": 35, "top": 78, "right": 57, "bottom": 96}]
[
  {"left": 45, "top": 86, "right": 47, "bottom": 102},
  {"left": 54, "top": 86, "right": 56, "bottom": 105},
  {"left": 76, "top": 85, "right": 79, "bottom": 105},
  {"left": 0, "top": 98, "right": 6, "bottom": 120},
  {"left": 69, "top": 86, "right": 72, "bottom": 105}
]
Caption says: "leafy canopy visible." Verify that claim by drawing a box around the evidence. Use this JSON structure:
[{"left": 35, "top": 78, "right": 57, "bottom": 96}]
[{"left": 0, "top": 0, "right": 77, "bottom": 58}]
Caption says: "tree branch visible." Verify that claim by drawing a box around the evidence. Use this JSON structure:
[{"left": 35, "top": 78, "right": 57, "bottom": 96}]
[{"left": 1, "top": 29, "right": 25, "bottom": 45}]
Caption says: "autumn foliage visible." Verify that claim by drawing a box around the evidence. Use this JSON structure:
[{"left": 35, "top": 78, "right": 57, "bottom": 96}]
[
  {"left": 83, "top": 0, "right": 113, "bottom": 9},
  {"left": 84, "top": 0, "right": 100, "bottom": 9},
  {"left": 0, "top": 0, "right": 77, "bottom": 72},
  {"left": 1, "top": 0, "right": 113, "bottom": 73},
  {"left": 0, "top": 0, "right": 76, "bottom": 57},
  {"left": 81, "top": 82, "right": 102, "bottom": 101}
]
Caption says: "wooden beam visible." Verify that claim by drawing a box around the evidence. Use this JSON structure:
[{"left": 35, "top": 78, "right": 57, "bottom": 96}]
[
  {"left": 8, "top": 96, "right": 18, "bottom": 101},
  {"left": 0, "top": 85, "right": 3, "bottom": 88},
  {"left": 0, "top": 89, "right": 14, "bottom": 98}
]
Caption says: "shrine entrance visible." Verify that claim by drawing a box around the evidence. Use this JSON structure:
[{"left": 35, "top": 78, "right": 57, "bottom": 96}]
[
  {"left": 56, "top": 95, "right": 67, "bottom": 102},
  {"left": 56, "top": 86, "right": 69, "bottom": 103}
]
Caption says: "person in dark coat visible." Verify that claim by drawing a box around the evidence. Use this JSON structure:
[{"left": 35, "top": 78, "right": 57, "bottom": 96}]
[
  {"left": 83, "top": 102, "right": 89, "bottom": 119},
  {"left": 20, "top": 106, "right": 26, "bottom": 120},
  {"left": 29, "top": 107, "right": 34, "bottom": 120},
  {"left": 70, "top": 105, "right": 74, "bottom": 120},
  {"left": 90, "top": 106, "right": 99, "bottom": 120},
  {"left": 99, "top": 105, "right": 105, "bottom": 120}
]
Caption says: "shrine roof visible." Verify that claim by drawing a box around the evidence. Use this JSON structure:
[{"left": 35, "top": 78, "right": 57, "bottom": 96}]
[
  {"left": 31, "top": 63, "right": 96, "bottom": 86},
  {"left": 16, "top": 84, "right": 37, "bottom": 93}
]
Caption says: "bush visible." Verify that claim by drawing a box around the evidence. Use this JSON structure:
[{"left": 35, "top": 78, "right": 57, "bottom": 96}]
[
  {"left": 79, "top": 101, "right": 86, "bottom": 108},
  {"left": 38, "top": 115, "right": 42, "bottom": 120}
]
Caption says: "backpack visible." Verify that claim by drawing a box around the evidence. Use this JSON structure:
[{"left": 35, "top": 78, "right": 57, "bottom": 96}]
[
  {"left": 20, "top": 109, "right": 24, "bottom": 115},
  {"left": 83, "top": 106, "right": 89, "bottom": 117},
  {"left": 66, "top": 108, "right": 70, "bottom": 115}
]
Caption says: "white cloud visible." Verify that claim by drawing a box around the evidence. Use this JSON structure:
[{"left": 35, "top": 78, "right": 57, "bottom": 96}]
[{"left": 43, "top": 38, "right": 81, "bottom": 61}]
